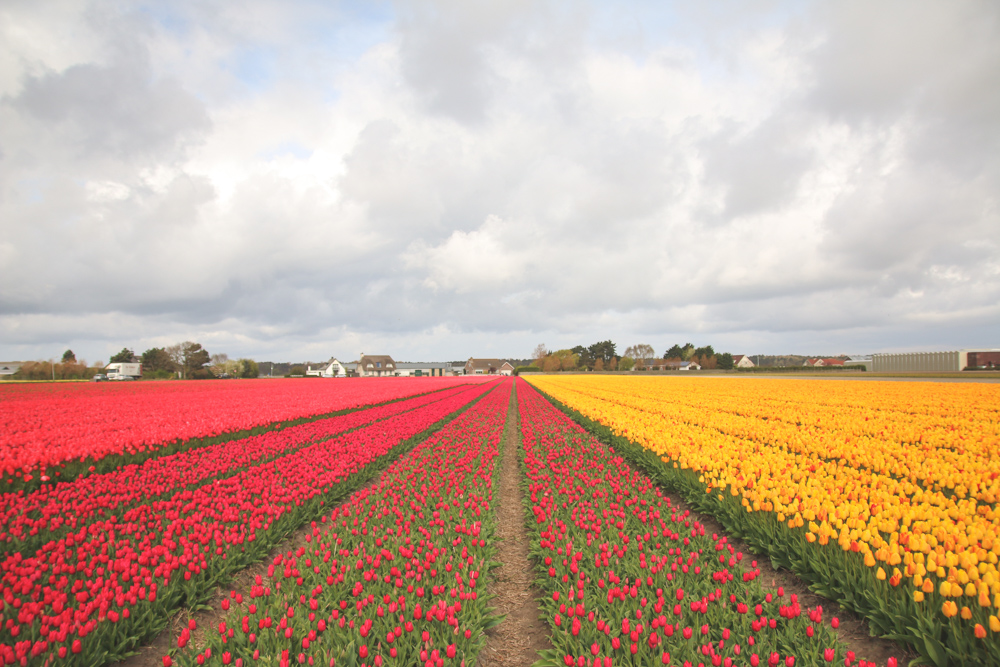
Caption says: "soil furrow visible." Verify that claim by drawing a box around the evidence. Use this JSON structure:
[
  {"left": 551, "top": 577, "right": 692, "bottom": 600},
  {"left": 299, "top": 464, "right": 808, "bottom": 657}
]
[{"left": 478, "top": 386, "right": 552, "bottom": 667}]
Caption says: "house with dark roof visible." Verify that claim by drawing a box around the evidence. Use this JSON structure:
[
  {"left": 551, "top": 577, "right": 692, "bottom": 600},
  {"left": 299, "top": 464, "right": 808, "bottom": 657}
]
[
  {"left": 662, "top": 360, "right": 701, "bottom": 371},
  {"left": 357, "top": 354, "right": 396, "bottom": 377},
  {"left": 733, "top": 355, "right": 755, "bottom": 368}
]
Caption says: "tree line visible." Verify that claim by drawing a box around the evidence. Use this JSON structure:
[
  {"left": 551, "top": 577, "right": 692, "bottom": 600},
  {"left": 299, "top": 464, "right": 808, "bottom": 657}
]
[
  {"left": 526, "top": 341, "right": 736, "bottom": 372},
  {"left": 7, "top": 343, "right": 259, "bottom": 381},
  {"left": 112, "top": 343, "right": 258, "bottom": 379}
]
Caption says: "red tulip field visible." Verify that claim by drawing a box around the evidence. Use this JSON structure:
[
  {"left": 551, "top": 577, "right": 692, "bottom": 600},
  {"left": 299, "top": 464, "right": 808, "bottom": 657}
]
[
  {"left": 0, "top": 376, "right": 915, "bottom": 667},
  {"left": 0, "top": 379, "right": 498, "bottom": 666},
  {"left": 0, "top": 377, "right": 495, "bottom": 490},
  {"left": 167, "top": 376, "right": 512, "bottom": 667}
]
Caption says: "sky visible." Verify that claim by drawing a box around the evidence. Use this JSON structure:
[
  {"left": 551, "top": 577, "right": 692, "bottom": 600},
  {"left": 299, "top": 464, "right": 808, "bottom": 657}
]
[{"left": 1, "top": 0, "right": 998, "bottom": 364}]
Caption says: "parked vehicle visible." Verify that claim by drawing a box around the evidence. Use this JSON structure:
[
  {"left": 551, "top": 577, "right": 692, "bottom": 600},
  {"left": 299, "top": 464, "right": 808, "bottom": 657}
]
[
  {"left": 90, "top": 374, "right": 108, "bottom": 382},
  {"left": 104, "top": 362, "right": 142, "bottom": 380}
]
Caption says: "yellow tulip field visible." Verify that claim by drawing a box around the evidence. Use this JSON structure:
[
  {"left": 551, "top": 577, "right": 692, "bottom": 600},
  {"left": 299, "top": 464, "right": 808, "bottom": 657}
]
[{"left": 525, "top": 375, "right": 1000, "bottom": 667}]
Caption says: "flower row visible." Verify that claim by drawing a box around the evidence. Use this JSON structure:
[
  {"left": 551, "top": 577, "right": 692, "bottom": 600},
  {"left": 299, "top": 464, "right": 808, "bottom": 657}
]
[
  {"left": 515, "top": 378, "right": 871, "bottom": 667},
  {"left": 526, "top": 376, "right": 997, "bottom": 667},
  {"left": 1, "top": 383, "right": 484, "bottom": 551},
  {"left": 546, "top": 376, "right": 999, "bottom": 504},
  {"left": 166, "top": 378, "right": 513, "bottom": 666},
  {"left": 0, "top": 377, "right": 494, "bottom": 482},
  {"left": 0, "top": 381, "right": 497, "bottom": 666}
]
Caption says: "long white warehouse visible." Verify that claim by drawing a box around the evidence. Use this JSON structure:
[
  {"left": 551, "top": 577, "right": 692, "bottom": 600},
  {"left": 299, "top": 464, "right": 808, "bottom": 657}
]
[{"left": 871, "top": 349, "right": 1000, "bottom": 372}]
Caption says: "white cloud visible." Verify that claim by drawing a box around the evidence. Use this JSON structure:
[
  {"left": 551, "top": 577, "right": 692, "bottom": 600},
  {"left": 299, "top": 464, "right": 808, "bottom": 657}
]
[{"left": 405, "top": 214, "right": 527, "bottom": 292}]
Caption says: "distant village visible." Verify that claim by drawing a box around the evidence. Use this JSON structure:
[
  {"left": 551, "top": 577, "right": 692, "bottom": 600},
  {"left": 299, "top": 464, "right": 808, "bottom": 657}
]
[
  {"left": 259, "top": 356, "right": 521, "bottom": 378},
  {"left": 2, "top": 345, "right": 998, "bottom": 381}
]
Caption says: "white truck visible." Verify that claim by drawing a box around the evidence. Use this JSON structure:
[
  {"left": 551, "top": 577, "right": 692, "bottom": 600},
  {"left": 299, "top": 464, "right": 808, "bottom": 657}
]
[{"left": 105, "top": 362, "right": 142, "bottom": 380}]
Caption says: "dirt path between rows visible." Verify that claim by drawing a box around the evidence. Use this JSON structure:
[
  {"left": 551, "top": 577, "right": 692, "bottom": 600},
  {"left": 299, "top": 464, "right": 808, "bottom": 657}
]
[
  {"left": 478, "top": 387, "right": 552, "bottom": 667},
  {"left": 117, "top": 384, "right": 553, "bottom": 667}
]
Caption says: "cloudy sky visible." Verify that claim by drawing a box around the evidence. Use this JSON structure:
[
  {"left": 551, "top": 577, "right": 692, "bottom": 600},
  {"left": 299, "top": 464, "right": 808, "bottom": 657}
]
[{"left": 1, "top": 0, "right": 998, "bottom": 364}]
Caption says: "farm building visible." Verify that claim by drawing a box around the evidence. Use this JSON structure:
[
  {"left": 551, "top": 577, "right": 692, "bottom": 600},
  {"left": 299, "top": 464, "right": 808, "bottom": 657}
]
[
  {"left": 871, "top": 349, "right": 1000, "bottom": 372},
  {"left": 395, "top": 362, "right": 449, "bottom": 377},
  {"left": 733, "top": 355, "right": 755, "bottom": 368},
  {"left": 465, "top": 358, "right": 515, "bottom": 375}
]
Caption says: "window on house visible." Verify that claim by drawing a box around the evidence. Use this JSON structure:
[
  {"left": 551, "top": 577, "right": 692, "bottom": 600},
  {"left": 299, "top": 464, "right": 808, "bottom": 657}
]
[{"left": 376, "top": 362, "right": 381, "bottom": 368}]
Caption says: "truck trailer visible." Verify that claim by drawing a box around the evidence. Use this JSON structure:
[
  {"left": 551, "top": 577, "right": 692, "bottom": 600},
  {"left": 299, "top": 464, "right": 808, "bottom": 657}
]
[{"left": 105, "top": 362, "right": 142, "bottom": 380}]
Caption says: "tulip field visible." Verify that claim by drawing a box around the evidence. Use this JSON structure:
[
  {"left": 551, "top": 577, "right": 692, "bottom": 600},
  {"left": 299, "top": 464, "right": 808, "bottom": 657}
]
[
  {"left": 518, "top": 379, "right": 853, "bottom": 667},
  {"left": 525, "top": 375, "right": 1000, "bottom": 667},
  {"left": 167, "top": 375, "right": 512, "bottom": 667},
  {"left": 2, "top": 372, "right": 955, "bottom": 667},
  {"left": 0, "top": 377, "right": 494, "bottom": 490},
  {"left": 0, "top": 378, "right": 499, "bottom": 666}
]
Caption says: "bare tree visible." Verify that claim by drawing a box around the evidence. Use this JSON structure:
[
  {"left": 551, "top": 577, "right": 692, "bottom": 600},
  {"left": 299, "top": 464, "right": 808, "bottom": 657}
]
[
  {"left": 166, "top": 344, "right": 184, "bottom": 373},
  {"left": 624, "top": 344, "right": 655, "bottom": 363},
  {"left": 531, "top": 343, "right": 548, "bottom": 365},
  {"left": 210, "top": 353, "right": 230, "bottom": 377}
]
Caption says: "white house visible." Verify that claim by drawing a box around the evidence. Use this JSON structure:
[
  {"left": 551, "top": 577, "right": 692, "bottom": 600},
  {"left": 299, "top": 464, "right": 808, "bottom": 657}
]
[
  {"left": 663, "top": 360, "right": 701, "bottom": 371},
  {"left": 464, "top": 358, "right": 515, "bottom": 375},
  {"left": 733, "top": 355, "right": 755, "bottom": 368},
  {"left": 307, "top": 358, "right": 348, "bottom": 377}
]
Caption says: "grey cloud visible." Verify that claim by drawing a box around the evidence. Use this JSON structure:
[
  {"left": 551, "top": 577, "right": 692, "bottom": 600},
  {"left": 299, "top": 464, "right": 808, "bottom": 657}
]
[
  {"left": 819, "top": 161, "right": 999, "bottom": 274},
  {"left": 700, "top": 115, "right": 814, "bottom": 221},
  {"left": 9, "top": 60, "right": 210, "bottom": 160},
  {"left": 395, "top": 1, "right": 505, "bottom": 124},
  {"left": 393, "top": 0, "right": 588, "bottom": 125},
  {"left": 804, "top": 0, "right": 1000, "bottom": 170}
]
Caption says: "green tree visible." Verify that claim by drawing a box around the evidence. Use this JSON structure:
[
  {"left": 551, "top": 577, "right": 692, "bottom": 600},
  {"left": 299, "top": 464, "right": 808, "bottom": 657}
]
[
  {"left": 61, "top": 349, "right": 76, "bottom": 363},
  {"left": 110, "top": 348, "right": 136, "bottom": 363},
  {"left": 588, "top": 340, "right": 617, "bottom": 366},
  {"left": 694, "top": 345, "right": 715, "bottom": 360},
  {"left": 571, "top": 345, "right": 592, "bottom": 369},
  {"left": 717, "top": 352, "right": 735, "bottom": 370},
  {"left": 680, "top": 343, "right": 695, "bottom": 360},
  {"left": 663, "top": 344, "right": 685, "bottom": 360},
  {"left": 236, "top": 358, "right": 259, "bottom": 378},
  {"left": 141, "top": 347, "right": 176, "bottom": 373},
  {"left": 619, "top": 356, "right": 635, "bottom": 371},
  {"left": 181, "top": 342, "right": 210, "bottom": 377}
]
